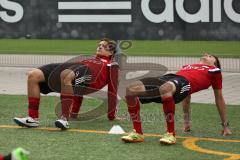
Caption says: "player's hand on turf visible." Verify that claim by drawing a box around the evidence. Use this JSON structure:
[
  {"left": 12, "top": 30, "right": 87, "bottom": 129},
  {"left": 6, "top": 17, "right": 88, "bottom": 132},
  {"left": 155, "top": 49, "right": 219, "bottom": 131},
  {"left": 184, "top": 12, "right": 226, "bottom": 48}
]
[
  {"left": 182, "top": 122, "right": 191, "bottom": 133},
  {"left": 222, "top": 127, "right": 232, "bottom": 136}
]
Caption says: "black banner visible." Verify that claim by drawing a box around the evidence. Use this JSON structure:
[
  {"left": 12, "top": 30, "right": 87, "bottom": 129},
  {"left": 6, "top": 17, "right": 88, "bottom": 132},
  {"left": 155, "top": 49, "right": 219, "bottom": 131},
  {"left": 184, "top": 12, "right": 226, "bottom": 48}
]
[{"left": 0, "top": 0, "right": 240, "bottom": 40}]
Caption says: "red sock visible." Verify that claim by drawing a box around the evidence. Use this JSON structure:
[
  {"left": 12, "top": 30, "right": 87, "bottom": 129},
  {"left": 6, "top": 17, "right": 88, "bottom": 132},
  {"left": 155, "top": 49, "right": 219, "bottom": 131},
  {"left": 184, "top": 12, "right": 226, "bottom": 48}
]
[
  {"left": 2, "top": 154, "right": 11, "bottom": 160},
  {"left": 70, "top": 96, "right": 83, "bottom": 118},
  {"left": 60, "top": 94, "right": 74, "bottom": 120},
  {"left": 0, "top": 154, "right": 4, "bottom": 160},
  {"left": 28, "top": 97, "right": 40, "bottom": 119},
  {"left": 162, "top": 96, "right": 176, "bottom": 136},
  {"left": 126, "top": 96, "right": 143, "bottom": 134}
]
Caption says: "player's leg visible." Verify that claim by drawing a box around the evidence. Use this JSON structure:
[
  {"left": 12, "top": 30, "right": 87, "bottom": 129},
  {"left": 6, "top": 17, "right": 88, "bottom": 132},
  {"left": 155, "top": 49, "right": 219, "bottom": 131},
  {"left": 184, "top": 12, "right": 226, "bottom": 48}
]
[
  {"left": 13, "top": 68, "right": 45, "bottom": 128},
  {"left": 27, "top": 69, "right": 45, "bottom": 98},
  {"left": 121, "top": 80, "right": 146, "bottom": 143},
  {"left": 27, "top": 69, "right": 45, "bottom": 119},
  {"left": 69, "top": 96, "right": 83, "bottom": 119},
  {"left": 14, "top": 63, "right": 62, "bottom": 127},
  {"left": 126, "top": 80, "right": 146, "bottom": 134},
  {"left": 158, "top": 81, "right": 177, "bottom": 144},
  {"left": 122, "top": 76, "right": 167, "bottom": 143},
  {"left": 56, "top": 64, "right": 91, "bottom": 129},
  {"left": 55, "top": 68, "right": 75, "bottom": 129},
  {"left": 159, "top": 75, "right": 190, "bottom": 144}
]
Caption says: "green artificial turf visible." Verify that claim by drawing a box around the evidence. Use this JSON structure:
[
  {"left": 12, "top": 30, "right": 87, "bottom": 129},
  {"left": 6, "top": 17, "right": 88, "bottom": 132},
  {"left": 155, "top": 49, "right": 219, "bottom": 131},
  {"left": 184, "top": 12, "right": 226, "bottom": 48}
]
[
  {"left": 0, "top": 94, "right": 239, "bottom": 160},
  {"left": 0, "top": 39, "right": 239, "bottom": 57}
]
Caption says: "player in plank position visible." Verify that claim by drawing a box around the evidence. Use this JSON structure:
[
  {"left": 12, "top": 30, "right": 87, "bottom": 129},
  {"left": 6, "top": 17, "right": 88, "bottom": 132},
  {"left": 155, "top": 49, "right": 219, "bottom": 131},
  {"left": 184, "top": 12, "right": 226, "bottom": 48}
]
[
  {"left": 121, "top": 53, "right": 232, "bottom": 144},
  {"left": 13, "top": 38, "right": 119, "bottom": 129}
]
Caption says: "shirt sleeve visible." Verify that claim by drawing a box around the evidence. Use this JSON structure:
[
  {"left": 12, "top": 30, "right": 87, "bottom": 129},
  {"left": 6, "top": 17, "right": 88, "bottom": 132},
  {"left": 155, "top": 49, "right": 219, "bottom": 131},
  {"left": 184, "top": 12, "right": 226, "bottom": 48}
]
[
  {"left": 211, "top": 71, "right": 222, "bottom": 89},
  {"left": 107, "top": 62, "right": 119, "bottom": 120}
]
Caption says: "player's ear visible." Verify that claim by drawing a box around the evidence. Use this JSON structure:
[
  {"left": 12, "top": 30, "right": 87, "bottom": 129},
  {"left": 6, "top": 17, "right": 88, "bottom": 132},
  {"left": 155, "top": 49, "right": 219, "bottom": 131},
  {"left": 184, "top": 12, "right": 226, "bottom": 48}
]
[{"left": 213, "top": 55, "right": 221, "bottom": 69}]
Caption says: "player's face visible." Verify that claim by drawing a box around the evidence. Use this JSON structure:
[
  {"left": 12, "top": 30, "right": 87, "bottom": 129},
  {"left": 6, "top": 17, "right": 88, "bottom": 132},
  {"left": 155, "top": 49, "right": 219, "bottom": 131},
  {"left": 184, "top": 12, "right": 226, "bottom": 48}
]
[
  {"left": 200, "top": 53, "right": 216, "bottom": 66},
  {"left": 96, "top": 41, "right": 112, "bottom": 57}
]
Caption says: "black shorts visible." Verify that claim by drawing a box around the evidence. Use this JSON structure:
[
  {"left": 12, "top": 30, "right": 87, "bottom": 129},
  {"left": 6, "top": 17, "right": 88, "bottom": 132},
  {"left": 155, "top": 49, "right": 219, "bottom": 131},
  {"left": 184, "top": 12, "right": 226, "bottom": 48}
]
[
  {"left": 138, "top": 74, "right": 190, "bottom": 104},
  {"left": 38, "top": 63, "right": 91, "bottom": 94}
]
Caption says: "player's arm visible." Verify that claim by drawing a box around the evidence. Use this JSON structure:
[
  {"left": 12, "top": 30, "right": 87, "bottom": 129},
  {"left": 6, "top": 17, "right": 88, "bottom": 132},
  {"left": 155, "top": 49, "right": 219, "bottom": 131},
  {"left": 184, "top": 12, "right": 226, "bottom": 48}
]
[
  {"left": 213, "top": 88, "right": 232, "bottom": 136},
  {"left": 107, "top": 62, "right": 119, "bottom": 120},
  {"left": 182, "top": 95, "right": 191, "bottom": 132}
]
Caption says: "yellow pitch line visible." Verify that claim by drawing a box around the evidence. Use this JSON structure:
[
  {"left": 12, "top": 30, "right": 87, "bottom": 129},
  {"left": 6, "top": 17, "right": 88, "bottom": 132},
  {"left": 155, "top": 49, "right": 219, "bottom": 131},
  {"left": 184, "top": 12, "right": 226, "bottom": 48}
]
[
  {"left": 1, "top": 124, "right": 240, "bottom": 159},
  {"left": 0, "top": 124, "right": 240, "bottom": 143},
  {"left": 0, "top": 125, "right": 110, "bottom": 134},
  {"left": 182, "top": 138, "right": 240, "bottom": 160}
]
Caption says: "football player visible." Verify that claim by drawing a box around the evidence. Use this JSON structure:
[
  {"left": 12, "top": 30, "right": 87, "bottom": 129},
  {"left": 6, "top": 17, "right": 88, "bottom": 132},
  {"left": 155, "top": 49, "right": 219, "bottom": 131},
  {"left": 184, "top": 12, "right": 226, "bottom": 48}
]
[
  {"left": 121, "top": 53, "right": 232, "bottom": 144},
  {"left": 13, "top": 38, "right": 119, "bottom": 129}
]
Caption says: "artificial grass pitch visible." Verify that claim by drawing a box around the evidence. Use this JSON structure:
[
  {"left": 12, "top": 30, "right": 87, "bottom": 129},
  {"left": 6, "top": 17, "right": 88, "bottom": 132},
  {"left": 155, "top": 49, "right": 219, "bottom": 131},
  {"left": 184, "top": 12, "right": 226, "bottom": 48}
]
[
  {"left": 0, "top": 94, "right": 239, "bottom": 160},
  {"left": 0, "top": 39, "right": 239, "bottom": 57}
]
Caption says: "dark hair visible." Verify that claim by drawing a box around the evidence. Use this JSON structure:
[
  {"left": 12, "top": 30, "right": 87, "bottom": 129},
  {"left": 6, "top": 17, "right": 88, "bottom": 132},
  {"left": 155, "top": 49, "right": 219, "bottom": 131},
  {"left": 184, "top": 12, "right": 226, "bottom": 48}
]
[
  {"left": 100, "top": 38, "right": 117, "bottom": 55},
  {"left": 212, "top": 55, "right": 221, "bottom": 69}
]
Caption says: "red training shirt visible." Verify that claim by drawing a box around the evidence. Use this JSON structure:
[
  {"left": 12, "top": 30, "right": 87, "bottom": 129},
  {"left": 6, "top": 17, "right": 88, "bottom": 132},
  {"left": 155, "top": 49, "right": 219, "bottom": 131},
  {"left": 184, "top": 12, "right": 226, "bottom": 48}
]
[
  {"left": 176, "top": 64, "right": 222, "bottom": 94},
  {"left": 76, "top": 55, "right": 119, "bottom": 119}
]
